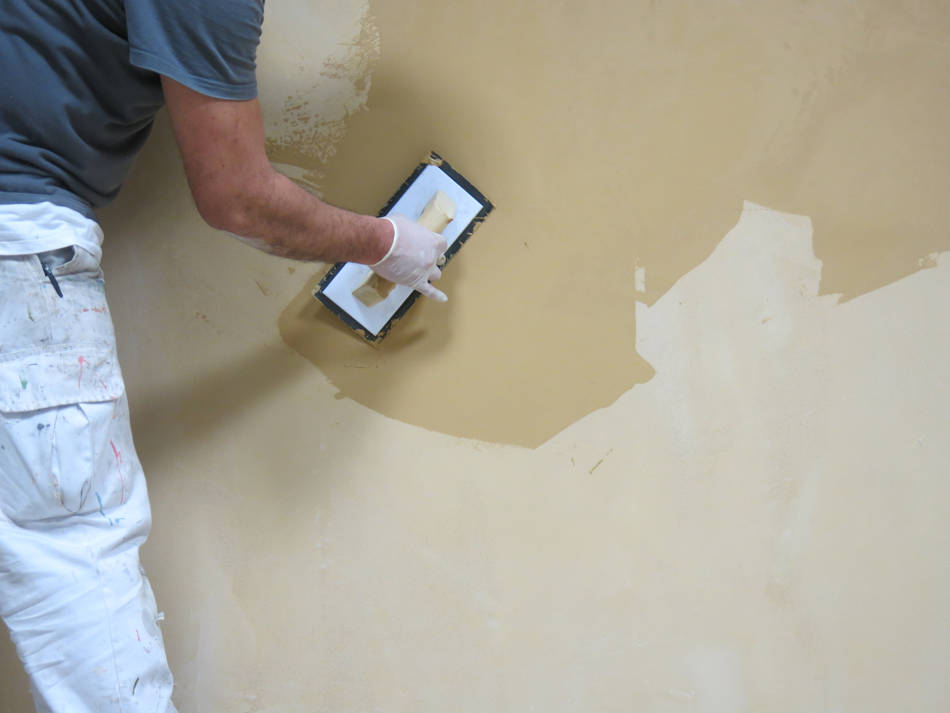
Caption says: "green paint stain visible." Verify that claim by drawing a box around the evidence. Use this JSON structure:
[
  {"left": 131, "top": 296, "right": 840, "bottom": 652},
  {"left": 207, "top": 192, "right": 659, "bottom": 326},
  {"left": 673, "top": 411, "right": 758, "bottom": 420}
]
[{"left": 20, "top": 378, "right": 27, "bottom": 390}]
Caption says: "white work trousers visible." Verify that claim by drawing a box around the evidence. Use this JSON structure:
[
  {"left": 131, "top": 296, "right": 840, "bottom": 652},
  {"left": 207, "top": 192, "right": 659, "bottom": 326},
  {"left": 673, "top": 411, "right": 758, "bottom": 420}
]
[{"left": 0, "top": 233, "right": 176, "bottom": 712}]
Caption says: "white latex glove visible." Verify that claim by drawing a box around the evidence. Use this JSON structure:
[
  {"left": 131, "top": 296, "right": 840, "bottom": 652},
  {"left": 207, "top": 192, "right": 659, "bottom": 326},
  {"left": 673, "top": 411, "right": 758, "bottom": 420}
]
[{"left": 372, "top": 215, "right": 448, "bottom": 302}]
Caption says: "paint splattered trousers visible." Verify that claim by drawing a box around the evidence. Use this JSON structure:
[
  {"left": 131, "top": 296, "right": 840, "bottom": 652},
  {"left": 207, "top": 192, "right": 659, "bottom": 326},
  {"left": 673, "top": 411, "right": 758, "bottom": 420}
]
[{"left": 0, "top": 238, "right": 177, "bottom": 711}]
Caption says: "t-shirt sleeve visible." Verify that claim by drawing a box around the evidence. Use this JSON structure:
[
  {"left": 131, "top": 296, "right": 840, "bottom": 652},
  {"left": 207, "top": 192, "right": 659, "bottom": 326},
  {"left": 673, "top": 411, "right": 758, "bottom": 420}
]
[{"left": 126, "top": 0, "right": 264, "bottom": 100}]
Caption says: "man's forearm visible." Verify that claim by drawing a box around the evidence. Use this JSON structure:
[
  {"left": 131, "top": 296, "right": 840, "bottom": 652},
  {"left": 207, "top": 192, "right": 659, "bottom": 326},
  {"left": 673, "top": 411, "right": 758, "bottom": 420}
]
[
  {"left": 202, "top": 165, "right": 393, "bottom": 265},
  {"left": 161, "top": 78, "right": 393, "bottom": 266}
]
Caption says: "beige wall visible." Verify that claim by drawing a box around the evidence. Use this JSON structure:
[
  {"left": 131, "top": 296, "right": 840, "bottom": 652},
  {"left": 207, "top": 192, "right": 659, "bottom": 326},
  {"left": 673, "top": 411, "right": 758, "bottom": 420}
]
[{"left": 3, "top": 1, "right": 949, "bottom": 710}]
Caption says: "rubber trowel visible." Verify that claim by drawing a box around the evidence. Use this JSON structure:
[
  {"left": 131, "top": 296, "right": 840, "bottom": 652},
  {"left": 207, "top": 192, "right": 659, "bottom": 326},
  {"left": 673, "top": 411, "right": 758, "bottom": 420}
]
[{"left": 315, "top": 152, "right": 493, "bottom": 341}]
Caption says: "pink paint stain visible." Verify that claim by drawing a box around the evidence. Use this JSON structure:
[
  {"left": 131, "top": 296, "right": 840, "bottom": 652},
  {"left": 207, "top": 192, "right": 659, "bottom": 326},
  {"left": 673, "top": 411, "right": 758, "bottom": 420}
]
[
  {"left": 81, "top": 306, "right": 108, "bottom": 314},
  {"left": 77, "top": 356, "right": 89, "bottom": 388},
  {"left": 111, "top": 440, "right": 127, "bottom": 504}
]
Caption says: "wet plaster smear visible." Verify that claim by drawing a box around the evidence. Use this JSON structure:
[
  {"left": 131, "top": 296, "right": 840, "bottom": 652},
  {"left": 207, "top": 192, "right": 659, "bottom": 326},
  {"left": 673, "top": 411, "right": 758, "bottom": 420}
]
[
  {"left": 2, "top": 0, "right": 950, "bottom": 711},
  {"left": 277, "top": 0, "right": 950, "bottom": 447}
]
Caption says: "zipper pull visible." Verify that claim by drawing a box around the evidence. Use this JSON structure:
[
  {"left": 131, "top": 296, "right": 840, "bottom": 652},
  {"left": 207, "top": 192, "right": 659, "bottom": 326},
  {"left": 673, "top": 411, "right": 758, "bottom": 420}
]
[{"left": 42, "top": 261, "right": 64, "bottom": 298}]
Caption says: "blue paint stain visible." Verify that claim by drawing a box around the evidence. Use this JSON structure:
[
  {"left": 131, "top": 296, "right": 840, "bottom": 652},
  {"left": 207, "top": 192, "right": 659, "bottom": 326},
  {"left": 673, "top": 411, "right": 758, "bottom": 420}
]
[{"left": 95, "top": 492, "right": 114, "bottom": 527}]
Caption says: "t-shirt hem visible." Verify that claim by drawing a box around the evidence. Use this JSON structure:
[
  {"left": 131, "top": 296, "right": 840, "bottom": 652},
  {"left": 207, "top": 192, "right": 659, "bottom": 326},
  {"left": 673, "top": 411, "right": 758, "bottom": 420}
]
[
  {"left": 0, "top": 191, "right": 94, "bottom": 219},
  {"left": 130, "top": 47, "right": 258, "bottom": 101},
  {"left": 0, "top": 200, "right": 103, "bottom": 261}
]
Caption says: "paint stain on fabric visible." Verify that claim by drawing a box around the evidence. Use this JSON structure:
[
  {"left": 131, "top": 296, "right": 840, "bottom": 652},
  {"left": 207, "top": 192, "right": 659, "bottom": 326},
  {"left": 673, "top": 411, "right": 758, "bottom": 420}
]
[
  {"left": 95, "top": 492, "right": 115, "bottom": 527},
  {"left": 52, "top": 476, "right": 91, "bottom": 514},
  {"left": 77, "top": 355, "right": 89, "bottom": 388},
  {"left": 111, "top": 440, "right": 127, "bottom": 504}
]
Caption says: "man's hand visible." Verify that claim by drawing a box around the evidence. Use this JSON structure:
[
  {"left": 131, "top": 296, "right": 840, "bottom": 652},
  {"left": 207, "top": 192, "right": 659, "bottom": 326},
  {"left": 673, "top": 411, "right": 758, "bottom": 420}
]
[{"left": 373, "top": 216, "right": 448, "bottom": 302}]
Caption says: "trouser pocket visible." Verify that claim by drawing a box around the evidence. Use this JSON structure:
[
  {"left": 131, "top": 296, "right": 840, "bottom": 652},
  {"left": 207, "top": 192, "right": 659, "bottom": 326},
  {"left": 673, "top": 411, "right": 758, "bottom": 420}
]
[
  {"left": 36, "top": 248, "right": 71, "bottom": 297},
  {"left": 0, "top": 252, "right": 124, "bottom": 414},
  {"left": 35, "top": 245, "right": 103, "bottom": 297}
]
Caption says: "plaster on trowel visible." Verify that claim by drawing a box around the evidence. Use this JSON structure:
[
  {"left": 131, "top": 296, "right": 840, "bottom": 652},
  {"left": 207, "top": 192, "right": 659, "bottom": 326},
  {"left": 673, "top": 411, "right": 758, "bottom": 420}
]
[{"left": 315, "top": 152, "right": 493, "bottom": 341}]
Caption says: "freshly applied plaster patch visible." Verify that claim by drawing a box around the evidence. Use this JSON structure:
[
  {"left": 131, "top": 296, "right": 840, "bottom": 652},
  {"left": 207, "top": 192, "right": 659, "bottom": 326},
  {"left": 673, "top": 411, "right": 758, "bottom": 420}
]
[{"left": 278, "top": 0, "right": 950, "bottom": 448}]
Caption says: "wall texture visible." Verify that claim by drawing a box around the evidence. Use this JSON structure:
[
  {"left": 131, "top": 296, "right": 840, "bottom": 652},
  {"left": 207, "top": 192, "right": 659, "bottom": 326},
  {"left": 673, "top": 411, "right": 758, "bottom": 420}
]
[{"left": 2, "top": 1, "right": 949, "bottom": 711}]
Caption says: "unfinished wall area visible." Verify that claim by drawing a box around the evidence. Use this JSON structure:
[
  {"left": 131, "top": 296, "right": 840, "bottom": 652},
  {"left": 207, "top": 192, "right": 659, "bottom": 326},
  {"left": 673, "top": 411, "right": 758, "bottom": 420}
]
[{"left": 2, "top": 1, "right": 949, "bottom": 711}]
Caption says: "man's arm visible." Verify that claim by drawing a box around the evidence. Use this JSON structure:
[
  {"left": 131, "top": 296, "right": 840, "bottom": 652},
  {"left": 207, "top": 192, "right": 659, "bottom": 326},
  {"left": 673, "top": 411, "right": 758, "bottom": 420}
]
[{"left": 161, "top": 76, "right": 393, "bottom": 265}]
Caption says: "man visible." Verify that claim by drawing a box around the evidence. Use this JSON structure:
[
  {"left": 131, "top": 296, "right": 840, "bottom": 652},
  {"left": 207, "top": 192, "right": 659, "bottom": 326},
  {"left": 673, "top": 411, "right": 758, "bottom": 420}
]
[{"left": 0, "top": 2, "right": 447, "bottom": 711}]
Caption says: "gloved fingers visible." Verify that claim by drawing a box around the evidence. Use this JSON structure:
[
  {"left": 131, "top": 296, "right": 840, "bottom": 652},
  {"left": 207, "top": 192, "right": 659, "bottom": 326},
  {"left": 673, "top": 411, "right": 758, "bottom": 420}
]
[
  {"left": 416, "top": 281, "right": 448, "bottom": 302},
  {"left": 372, "top": 215, "right": 450, "bottom": 298},
  {"left": 436, "top": 253, "right": 447, "bottom": 267}
]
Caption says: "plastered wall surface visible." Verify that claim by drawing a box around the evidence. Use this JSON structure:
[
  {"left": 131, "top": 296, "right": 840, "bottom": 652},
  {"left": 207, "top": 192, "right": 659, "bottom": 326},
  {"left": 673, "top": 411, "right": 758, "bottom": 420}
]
[
  {"left": 279, "top": 0, "right": 950, "bottom": 447},
  {"left": 2, "top": 1, "right": 949, "bottom": 711}
]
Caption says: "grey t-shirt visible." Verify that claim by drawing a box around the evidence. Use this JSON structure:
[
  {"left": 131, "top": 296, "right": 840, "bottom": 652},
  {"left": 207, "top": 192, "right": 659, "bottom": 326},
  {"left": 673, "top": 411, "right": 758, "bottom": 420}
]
[{"left": 0, "top": 0, "right": 265, "bottom": 218}]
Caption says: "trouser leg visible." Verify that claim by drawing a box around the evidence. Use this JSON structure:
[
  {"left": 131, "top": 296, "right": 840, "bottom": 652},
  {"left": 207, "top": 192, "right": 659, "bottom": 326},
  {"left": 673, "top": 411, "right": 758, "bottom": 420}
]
[{"left": 0, "top": 393, "right": 177, "bottom": 713}]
